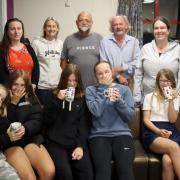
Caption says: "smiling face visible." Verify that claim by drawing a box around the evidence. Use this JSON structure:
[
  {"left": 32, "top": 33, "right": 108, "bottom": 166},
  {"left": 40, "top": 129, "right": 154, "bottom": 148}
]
[
  {"left": 44, "top": 19, "right": 59, "bottom": 40},
  {"left": 159, "top": 74, "right": 172, "bottom": 90},
  {"left": 76, "top": 12, "right": 93, "bottom": 34},
  {"left": 111, "top": 16, "right": 128, "bottom": 37},
  {"left": 153, "top": 20, "right": 170, "bottom": 41},
  {"left": 8, "top": 21, "right": 23, "bottom": 43},
  {"left": 11, "top": 77, "right": 26, "bottom": 95}
]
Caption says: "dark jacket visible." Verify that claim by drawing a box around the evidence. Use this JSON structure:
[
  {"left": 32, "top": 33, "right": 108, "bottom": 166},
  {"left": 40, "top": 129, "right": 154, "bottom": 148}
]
[
  {"left": 43, "top": 92, "right": 91, "bottom": 150},
  {"left": 0, "top": 44, "right": 39, "bottom": 85},
  {"left": 0, "top": 95, "right": 43, "bottom": 150}
]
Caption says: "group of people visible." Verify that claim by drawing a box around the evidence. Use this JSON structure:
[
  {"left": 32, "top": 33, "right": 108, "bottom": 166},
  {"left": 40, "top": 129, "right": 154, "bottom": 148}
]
[{"left": 0, "top": 9, "right": 180, "bottom": 180}]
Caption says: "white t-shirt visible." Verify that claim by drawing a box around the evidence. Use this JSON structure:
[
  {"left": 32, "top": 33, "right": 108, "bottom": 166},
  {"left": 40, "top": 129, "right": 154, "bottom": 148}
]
[{"left": 143, "top": 92, "right": 180, "bottom": 122}]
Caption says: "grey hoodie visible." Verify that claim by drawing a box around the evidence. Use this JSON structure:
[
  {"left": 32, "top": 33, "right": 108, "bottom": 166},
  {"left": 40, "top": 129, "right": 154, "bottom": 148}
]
[{"left": 133, "top": 40, "right": 180, "bottom": 103}]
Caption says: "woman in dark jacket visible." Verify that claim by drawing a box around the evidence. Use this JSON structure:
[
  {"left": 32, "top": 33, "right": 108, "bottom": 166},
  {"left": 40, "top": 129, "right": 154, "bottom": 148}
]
[
  {"left": 0, "top": 18, "right": 39, "bottom": 88},
  {"left": 44, "top": 64, "right": 93, "bottom": 180},
  {"left": 1, "top": 70, "right": 55, "bottom": 180}
]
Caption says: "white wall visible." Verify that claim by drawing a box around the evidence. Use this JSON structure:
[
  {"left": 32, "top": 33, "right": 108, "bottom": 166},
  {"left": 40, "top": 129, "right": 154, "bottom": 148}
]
[{"left": 14, "top": 0, "right": 118, "bottom": 42}]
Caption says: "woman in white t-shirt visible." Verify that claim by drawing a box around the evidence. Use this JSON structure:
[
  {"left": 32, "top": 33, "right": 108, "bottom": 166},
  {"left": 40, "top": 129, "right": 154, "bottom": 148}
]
[{"left": 143, "top": 68, "right": 180, "bottom": 180}]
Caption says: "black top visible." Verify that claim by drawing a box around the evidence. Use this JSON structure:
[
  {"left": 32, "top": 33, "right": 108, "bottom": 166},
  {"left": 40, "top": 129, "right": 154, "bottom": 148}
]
[
  {"left": 0, "top": 44, "right": 40, "bottom": 85},
  {"left": 43, "top": 92, "right": 91, "bottom": 150},
  {"left": 0, "top": 95, "right": 43, "bottom": 150}
]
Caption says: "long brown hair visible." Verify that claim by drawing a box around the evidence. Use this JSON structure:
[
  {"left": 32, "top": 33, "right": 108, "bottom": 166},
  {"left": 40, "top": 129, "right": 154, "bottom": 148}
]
[
  {"left": 54, "top": 64, "right": 84, "bottom": 97},
  {"left": 6, "top": 70, "right": 34, "bottom": 100},
  {"left": 0, "top": 84, "right": 8, "bottom": 117},
  {"left": 0, "top": 18, "right": 26, "bottom": 62}
]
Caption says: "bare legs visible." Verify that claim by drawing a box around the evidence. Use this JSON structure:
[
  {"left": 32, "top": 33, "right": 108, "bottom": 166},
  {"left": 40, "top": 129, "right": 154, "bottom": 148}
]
[
  {"left": 150, "top": 137, "right": 180, "bottom": 179},
  {"left": 5, "top": 144, "right": 55, "bottom": 180},
  {"left": 162, "top": 154, "right": 174, "bottom": 180}
]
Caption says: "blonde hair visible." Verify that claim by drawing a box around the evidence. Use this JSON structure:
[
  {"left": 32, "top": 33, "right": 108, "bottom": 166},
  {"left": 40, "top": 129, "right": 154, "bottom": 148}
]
[
  {"left": 150, "top": 69, "right": 176, "bottom": 109},
  {"left": 0, "top": 84, "right": 8, "bottom": 117},
  {"left": 109, "top": 15, "right": 131, "bottom": 33},
  {"left": 42, "top": 17, "right": 60, "bottom": 39}
]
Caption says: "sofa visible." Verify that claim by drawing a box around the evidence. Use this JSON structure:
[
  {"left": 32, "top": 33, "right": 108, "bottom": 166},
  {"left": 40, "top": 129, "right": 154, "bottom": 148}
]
[{"left": 112, "top": 107, "right": 180, "bottom": 180}]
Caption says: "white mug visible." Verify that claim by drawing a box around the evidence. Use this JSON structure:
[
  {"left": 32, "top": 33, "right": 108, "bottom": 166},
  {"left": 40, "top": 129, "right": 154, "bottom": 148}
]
[
  {"left": 163, "top": 86, "right": 173, "bottom": 100},
  {"left": 10, "top": 122, "right": 22, "bottom": 132},
  {"left": 65, "top": 87, "right": 75, "bottom": 102}
]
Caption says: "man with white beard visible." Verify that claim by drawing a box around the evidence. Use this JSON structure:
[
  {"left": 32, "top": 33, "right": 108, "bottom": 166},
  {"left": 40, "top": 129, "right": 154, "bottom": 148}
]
[{"left": 61, "top": 11, "right": 102, "bottom": 88}]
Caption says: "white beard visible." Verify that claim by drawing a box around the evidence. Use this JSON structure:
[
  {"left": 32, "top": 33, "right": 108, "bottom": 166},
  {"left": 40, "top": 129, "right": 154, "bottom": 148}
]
[{"left": 80, "top": 26, "right": 89, "bottom": 32}]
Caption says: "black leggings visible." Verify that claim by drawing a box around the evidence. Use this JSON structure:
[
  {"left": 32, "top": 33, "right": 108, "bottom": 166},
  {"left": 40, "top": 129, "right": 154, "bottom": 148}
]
[
  {"left": 46, "top": 142, "right": 93, "bottom": 180},
  {"left": 89, "top": 135, "right": 135, "bottom": 180}
]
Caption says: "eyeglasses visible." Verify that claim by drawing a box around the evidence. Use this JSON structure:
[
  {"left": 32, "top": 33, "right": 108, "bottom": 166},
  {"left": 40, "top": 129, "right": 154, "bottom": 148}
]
[{"left": 159, "top": 80, "right": 171, "bottom": 84}]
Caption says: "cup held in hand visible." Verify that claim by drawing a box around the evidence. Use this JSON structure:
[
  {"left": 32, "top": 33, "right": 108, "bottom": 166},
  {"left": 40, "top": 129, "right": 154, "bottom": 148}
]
[
  {"left": 10, "top": 122, "right": 22, "bottom": 131},
  {"left": 163, "top": 86, "right": 173, "bottom": 100},
  {"left": 65, "top": 87, "right": 75, "bottom": 102},
  {"left": 104, "top": 88, "right": 113, "bottom": 98}
]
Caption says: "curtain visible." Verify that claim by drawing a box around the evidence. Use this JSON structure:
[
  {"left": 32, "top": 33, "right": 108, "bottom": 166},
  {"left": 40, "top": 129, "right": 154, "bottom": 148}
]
[
  {"left": 176, "top": 0, "right": 180, "bottom": 40},
  {"left": 117, "top": 0, "right": 143, "bottom": 47}
]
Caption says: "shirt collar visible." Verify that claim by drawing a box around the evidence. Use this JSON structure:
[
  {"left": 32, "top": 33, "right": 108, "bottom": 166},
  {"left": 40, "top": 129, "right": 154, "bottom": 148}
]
[{"left": 109, "top": 34, "right": 131, "bottom": 42}]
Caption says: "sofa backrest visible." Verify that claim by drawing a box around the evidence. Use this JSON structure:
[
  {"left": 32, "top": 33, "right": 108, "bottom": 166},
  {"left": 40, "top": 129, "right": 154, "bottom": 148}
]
[{"left": 129, "top": 108, "right": 141, "bottom": 139}]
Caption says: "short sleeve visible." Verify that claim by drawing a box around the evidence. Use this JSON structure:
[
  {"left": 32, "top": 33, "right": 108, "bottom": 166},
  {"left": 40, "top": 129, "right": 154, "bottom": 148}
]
[{"left": 143, "top": 93, "right": 152, "bottom": 110}]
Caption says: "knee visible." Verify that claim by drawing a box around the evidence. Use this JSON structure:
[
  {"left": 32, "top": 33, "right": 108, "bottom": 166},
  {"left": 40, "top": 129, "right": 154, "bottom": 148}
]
[
  {"left": 20, "top": 171, "right": 36, "bottom": 180},
  {"left": 169, "top": 142, "right": 179, "bottom": 153},
  {"left": 39, "top": 165, "right": 55, "bottom": 180}
]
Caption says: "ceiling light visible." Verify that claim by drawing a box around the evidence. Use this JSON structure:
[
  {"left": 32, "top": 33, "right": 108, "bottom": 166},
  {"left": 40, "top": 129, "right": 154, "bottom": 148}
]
[{"left": 143, "top": 0, "right": 154, "bottom": 3}]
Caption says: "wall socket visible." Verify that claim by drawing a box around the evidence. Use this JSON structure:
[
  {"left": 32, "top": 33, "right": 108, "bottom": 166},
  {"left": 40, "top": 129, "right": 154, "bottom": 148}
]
[{"left": 65, "top": 0, "right": 71, "bottom": 7}]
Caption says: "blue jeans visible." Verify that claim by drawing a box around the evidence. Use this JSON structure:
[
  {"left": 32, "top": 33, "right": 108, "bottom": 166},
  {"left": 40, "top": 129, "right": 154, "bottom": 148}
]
[{"left": 36, "top": 89, "right": 52, "bottom": 106}]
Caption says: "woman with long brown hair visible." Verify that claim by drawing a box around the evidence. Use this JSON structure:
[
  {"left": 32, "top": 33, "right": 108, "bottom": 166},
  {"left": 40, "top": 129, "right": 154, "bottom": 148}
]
[
  {"left": 44, "top": 63, "right": 93, "bottom": 180},
  {"left": 0, "top": 18, "right": 39, "bottom": 89},
  {"left": 143, "top": 68, "right": 180, "bottom": 179},
  {"left": 2, "top": 70, "right": 55, "bottom": 180}
]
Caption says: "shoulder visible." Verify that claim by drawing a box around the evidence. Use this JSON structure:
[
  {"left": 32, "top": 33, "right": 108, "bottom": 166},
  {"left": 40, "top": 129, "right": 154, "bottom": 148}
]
[
  {"left": 101, "top": 35, "right": 113, "bottom": 42},
  {"left": 32, "top": 37, "right": 41, "bottom": 44},
  {"left": 91, "top": 32, "right": 103, "bottom": 39},
  {"left": 86, "top": 85, "right": 97, "bottom": 94},
  {"left": 56, "top": 38, "right": 63, "bottom": 46},
  {"left": 142, "top": 41, "right": 153, "bottom": 51},
  {"left": 144, "top": 92, "right": 154, "bottom": 101},
  {"left": 169, "top": 40, "right": 180, "bottom": 49},
  {"left": 64, "top": 33, "right": 76, "bottom": 41},
  {"left": 125, "top": 35, "right": 139, "bottom": 44},
  {"left": 116, "top": 83, "right": 131, "bottom": 93},
  {"left": 25, "top": 43, "right": 35, "bottom": 52}
]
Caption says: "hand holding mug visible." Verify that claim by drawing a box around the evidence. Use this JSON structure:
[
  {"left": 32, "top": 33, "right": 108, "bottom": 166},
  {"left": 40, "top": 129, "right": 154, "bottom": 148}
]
[
  {"left": 57, "top": 89, "right": 66, "bottom": 100},
  {"left": 104, "top": 88, "right": 120, "bottom": 102},
  {"left": 163, "top": 86, "right": 173, "bottom": 100},
  {"left": 7, "top": 123, "right": 25, "bottom": 142}
]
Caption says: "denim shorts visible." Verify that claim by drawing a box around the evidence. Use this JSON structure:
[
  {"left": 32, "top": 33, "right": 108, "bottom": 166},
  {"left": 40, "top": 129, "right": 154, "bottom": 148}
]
[{"left": 143, "top": 121, "right": 180, "bottom": 148}]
